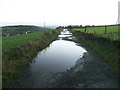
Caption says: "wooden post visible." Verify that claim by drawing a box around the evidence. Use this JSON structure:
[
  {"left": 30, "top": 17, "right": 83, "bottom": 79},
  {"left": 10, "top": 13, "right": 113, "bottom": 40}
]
[
  {"left": 105, "top": 25, "right": 107, "bottom": 34},
  {"left": 85, "top": 26, "right": 87, "bottom": 33}
]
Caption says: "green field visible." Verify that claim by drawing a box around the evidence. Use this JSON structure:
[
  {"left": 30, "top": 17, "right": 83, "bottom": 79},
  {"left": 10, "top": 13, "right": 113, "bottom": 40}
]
[
  {"left": 73, "top": 25, "right": 119, "bottom": 40},
  {"left": 2, "top": 30, "right": 53, "bottom": 51}
]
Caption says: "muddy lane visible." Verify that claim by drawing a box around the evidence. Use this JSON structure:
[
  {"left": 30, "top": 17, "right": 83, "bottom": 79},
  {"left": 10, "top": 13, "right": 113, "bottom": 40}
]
[{"left": 5, "top": 29, "right": 118, "bottom": 88}]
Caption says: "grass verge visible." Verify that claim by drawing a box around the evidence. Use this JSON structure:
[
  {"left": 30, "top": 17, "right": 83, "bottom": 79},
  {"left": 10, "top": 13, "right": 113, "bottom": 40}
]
[
  {"left": 72, "top": 31, "right": 119, "bottom": 75},
  {"left": 2, "top": 30, "right": 60, "bottom": 86}
]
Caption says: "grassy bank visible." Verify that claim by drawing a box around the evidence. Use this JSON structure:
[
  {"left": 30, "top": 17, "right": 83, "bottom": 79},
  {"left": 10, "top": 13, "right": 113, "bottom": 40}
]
[
  {"left": 72, "top": 31, "right": 119, "bottom": 75},
  {"left": 3, "top": 30, "right": 52, "bottom": 51},
  {"left": 2, "top": 30, "right": 60, "bottom": 85},
  {"left": 73, "top": 25, "right": 119, "bottom": 40}
]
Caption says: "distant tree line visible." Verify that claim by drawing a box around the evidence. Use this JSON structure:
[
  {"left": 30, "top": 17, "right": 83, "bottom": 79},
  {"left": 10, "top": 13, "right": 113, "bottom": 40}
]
[
  {"left": 56, "top": 24, "right": 118, "bottom": 30},
  {"left": 56, "top": 25, "right": 94, "bottom": 29}
]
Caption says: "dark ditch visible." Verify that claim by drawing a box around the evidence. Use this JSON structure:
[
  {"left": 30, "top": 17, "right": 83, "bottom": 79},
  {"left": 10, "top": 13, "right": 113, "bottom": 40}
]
[{"left": 5, "top": 29, "right": 119, "bottom": 88}]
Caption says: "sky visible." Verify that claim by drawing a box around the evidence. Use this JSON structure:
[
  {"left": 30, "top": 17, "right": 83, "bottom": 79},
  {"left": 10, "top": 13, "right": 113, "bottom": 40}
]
[{"left": 0, "top": 0, "right": 119, "bottom": 26}]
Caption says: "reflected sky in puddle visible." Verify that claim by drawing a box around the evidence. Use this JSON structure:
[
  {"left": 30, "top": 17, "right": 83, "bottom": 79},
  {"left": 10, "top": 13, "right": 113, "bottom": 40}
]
[{"left": 30, "top": 29, "right": 87, "bottom": 73}]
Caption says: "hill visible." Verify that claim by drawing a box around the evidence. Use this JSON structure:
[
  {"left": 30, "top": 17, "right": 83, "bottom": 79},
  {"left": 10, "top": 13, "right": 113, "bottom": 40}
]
[{"left": 2, "top": 25, "right": 49, "bottom": 36}]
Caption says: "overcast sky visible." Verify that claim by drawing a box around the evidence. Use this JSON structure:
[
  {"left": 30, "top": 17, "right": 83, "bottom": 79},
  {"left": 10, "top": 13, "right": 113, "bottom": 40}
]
[{"left": 0, "top": 0, "right": 119, "bottom": 26}]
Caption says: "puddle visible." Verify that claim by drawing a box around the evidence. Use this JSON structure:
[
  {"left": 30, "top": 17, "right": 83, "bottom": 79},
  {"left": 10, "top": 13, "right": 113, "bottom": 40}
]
[{"left": 30, "top": 29, "right": 87, "bottom": 73}]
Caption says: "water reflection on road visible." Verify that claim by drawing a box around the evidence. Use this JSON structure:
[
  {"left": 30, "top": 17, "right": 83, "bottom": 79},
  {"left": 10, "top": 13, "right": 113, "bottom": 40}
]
[{"left": 30, "top": 29, "right": 87, "bottom": 73}]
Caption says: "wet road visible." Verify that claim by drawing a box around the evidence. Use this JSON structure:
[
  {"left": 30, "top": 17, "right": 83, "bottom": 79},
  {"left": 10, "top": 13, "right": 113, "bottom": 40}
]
[{"left": 5, "top": 29, "right": 118, "bottom": 88}]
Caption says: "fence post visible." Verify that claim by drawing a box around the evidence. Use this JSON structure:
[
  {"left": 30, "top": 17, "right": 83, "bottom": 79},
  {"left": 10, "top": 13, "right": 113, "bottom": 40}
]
[
  {"left": 105, "top": 25, "right": 107, "bottom": 34},
  {"left": 85, "top": 26, "right": 87, "bottom": 33}
]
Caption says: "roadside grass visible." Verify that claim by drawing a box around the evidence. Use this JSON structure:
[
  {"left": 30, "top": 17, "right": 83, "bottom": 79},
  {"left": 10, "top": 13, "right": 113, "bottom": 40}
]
[
  {"left": 73, "top": 31, "right": 119, "bottom": 75},
  {"left": 73, "top": 25, "right": 119, "bottom": 40},
  {"left": 2, "top": 30, "right": 60, "bottom": 85}
]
